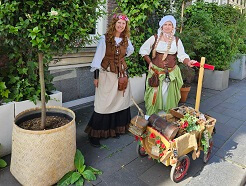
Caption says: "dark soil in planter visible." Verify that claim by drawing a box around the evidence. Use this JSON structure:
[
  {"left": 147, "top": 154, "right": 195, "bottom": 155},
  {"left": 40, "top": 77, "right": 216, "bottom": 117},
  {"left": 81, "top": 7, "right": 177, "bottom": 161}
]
[{"left": 16, "top": 112, "right": 73, "bottom": 130}]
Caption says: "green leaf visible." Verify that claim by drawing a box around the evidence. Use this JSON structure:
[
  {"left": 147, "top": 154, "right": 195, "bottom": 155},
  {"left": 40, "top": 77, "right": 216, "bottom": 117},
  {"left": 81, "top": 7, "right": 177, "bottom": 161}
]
[
  {"left": 0, "top": 159, "right": 7, "bottom": 168},
  {"left": 33, "top": 26, "right": 40, "bottom": 33},
  {"left": 75, "top": 177, "right": 84, "bottom": 186},
  {"left": 74, "top": 149, "right": 85, "bottom": 171},
  {"left": 0, "top": 82, "right": 6, "bottom": 89},
  {"left": 64, "top": 34, "right": 69, "bottom": 39},
  {"left": 86, "top": 166, "right": 102, "bottom": 175},
  {"left": 57, "top": 171, "right": 73, "bottom": 186},
  {"left": 71, "top": 172, "right": 81, "bottom": 184},
  {"left": 82, "top": 170, "right": 96, "bottom": 181}
]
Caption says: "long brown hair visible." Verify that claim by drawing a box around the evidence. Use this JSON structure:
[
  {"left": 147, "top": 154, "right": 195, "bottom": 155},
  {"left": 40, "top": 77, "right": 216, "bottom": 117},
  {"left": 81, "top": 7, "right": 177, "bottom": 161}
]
[{"left": 106, "top": 13, "right": 130, "bottom": 45}]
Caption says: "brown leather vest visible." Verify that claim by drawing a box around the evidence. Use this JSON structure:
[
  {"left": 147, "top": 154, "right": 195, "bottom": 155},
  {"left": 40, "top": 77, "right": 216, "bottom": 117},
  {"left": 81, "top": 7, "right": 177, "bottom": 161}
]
[
  {"left": 152, "top": 36, "right": 179, "bottom": 68},
  {"left": 101, "top": 34, "right": 128, "bottom": 74}
]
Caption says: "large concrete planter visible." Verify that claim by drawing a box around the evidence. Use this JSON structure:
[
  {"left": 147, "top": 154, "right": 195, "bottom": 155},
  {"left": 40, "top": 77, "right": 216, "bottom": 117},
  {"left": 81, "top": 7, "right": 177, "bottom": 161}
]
[
  {"left": 203, "top": 69, "right": 229, "bottom": 90},
  {"left": 129, "top": 74, "right": 146, "bottom": 105},
  {"left": 0, "top": 102, "right": 15, "bottom": 157},
  {"left": 10, "top": 106, "right": 76, "bottom": 186},
  {"left": 14, "top": 90, "right": 62, "bottom": 117},
  {"left": 229, "top": 54, "right": 246, "bottom": 80}
]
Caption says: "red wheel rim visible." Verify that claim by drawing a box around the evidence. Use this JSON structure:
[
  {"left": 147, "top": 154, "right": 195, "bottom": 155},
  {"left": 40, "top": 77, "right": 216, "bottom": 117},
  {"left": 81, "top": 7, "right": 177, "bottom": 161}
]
[
  {"left": 139, "top": 146, "right": 146, "bottom": 155},
  {"left": 174, "top": 157, "right": 189, "bottom": 181}
]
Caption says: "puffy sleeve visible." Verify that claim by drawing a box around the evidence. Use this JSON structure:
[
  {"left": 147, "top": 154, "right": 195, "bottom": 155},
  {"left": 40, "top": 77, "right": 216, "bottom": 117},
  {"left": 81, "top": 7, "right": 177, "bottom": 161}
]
[
  {"left": 126, "top": 39, "right": 134, "bottom": 57},
  {"left": 90, "top": 35, "right": 106, "bottom": 72},
  {"left": 177, "top": 39, "right": 190, "bottom": 63},
  {"left": 139, "top": 35, "right": 155, "bottom": 57}
]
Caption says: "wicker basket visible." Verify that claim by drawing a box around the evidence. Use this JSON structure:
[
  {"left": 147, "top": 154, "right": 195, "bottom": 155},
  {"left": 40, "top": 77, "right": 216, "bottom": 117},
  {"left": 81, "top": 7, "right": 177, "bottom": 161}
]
[{"left": 10, "top": 106, "right": 76, "bottom": 186}]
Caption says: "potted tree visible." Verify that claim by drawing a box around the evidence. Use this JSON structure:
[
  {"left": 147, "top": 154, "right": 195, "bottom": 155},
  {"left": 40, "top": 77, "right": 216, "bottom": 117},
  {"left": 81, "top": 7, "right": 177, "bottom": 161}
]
[
  {"left": 0, "top": 1, "right": 105, "bottom": 185},
  {"left": 180, "top": 2, "right": 246, "bottom": 90}
]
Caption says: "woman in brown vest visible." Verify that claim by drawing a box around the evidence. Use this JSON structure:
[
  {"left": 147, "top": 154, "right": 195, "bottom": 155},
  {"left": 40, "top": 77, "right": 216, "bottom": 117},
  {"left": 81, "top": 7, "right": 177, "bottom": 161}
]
[
  {"left": 139, "top": 15, "right": 196, "bottom": 116},
  {"left": 84, "top": 13, "right": 134, "bottom": 147}
]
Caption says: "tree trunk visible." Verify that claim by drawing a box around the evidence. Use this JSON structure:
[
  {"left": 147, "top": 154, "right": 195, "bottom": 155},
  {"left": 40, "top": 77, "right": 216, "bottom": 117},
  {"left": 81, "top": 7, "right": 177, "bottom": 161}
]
[
  {"left": 180, "top": 0, "right": 185, "bottom": 33},
  {"left": 38, "top": 53, "right": 46, "bottom": 129}
]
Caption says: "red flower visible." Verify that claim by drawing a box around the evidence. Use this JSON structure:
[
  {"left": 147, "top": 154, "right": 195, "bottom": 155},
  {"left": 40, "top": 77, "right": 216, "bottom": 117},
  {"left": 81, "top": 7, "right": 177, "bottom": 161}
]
[
  {"left": 159, "top": 152, "right": 164, "bottom": 157},
  {"left": 150, "top": 133, "right": 156, "bottom": 139},
  {"left": 161, "top": 144, "right": 166, "bottom": 149},
  {"left": 156, "top": 140, "right": 161, "bottom": 144},
  {"left": 181, "top": 121, "right": 189, "bottom": 129},
  {"left": 140, "top": 137, "right": 143, "bottom": 141},
  {"left": 135, "top": 136, "right": 139, "bottom": 141}
]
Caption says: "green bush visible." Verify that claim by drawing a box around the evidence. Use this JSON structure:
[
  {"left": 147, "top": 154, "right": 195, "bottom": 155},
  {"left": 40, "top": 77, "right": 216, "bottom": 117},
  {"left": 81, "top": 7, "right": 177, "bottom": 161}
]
[
  {"left": 0, "top": 0, "right": 106, "bottom": 104},
  {"left": 180, "top": 2, "right": 246, "bottom": 71}
]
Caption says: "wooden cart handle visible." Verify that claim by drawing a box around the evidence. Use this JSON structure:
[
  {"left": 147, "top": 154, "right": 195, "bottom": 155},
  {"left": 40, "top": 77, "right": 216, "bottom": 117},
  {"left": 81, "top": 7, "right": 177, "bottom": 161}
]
[{"left": 131, "top": 97, "right": 145, "bottom": 117}]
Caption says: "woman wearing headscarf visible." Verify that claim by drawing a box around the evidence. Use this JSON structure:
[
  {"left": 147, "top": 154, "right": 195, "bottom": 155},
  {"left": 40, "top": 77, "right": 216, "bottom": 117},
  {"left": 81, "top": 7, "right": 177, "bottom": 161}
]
[
  {"left": 84, "top": 13, "right": 134, "bottom": 147},
  {"left": 139, "top": 15, "right": 196, "bottom": 115}
]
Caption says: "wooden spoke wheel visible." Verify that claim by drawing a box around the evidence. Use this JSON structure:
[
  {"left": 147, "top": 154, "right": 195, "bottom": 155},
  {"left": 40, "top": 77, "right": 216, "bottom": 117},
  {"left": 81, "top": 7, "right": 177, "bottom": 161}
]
[
  {"left": 203, "top": 138, "right": 213, "bottom": 163},
  {"left": 170, "top": 155, "right": 190, "bottom": 183},
  {"left": 136, "top": 143, "right": 148, "bottom": 157}
]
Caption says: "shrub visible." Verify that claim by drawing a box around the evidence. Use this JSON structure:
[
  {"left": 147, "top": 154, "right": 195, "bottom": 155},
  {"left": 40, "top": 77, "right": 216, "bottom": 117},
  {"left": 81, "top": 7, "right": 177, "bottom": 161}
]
[{"left": 180, "top": 2, "right": 246, "bottom": 71}]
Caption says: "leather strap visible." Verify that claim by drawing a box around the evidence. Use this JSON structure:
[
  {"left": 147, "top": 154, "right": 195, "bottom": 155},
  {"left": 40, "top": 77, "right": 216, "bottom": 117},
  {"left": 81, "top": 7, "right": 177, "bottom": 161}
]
[
  {"left": 143, "top": 55, "right": 152, "bottom": 64},
  {"left": 151, "top": 65, "right": 176, "bottom": 75}
]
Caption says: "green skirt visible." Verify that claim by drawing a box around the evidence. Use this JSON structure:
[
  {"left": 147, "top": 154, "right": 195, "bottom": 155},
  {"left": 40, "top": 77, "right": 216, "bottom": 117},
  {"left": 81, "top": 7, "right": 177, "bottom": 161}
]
[{"left": 144, "top": 65, "right": 183, "bottom": 115}]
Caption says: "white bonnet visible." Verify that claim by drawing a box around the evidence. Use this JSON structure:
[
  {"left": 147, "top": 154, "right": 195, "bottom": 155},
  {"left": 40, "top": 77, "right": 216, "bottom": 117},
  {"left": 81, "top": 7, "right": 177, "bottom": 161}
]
[{"left": 158, "top": 15, "right": 176, "bottom": 36}]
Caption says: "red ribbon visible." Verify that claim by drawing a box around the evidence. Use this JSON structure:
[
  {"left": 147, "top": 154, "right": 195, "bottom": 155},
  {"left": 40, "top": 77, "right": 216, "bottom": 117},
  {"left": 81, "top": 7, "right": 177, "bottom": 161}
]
[{"left": 193, "top": 62, "right": 215, "bottom": 70}]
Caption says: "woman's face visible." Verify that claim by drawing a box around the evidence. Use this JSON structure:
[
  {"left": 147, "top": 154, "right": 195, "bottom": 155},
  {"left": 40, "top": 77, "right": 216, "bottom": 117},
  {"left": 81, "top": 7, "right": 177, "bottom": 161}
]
[
  {"left": 115, "top": 19, "right": 126, "bottom": 34},
  {"left": 162, "top": 21, "right": 173, "bottom": 34}
]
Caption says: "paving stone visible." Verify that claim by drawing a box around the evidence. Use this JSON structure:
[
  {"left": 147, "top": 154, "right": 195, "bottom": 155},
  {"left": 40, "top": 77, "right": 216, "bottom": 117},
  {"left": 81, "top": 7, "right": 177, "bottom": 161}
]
[
  {"left": 211, "top": 105, "right": 227, "bottom": 114},
  {"left": 224, "top": 117, "right": 244, "bottom": 129},
  {"left": 216, "top": 139, "right": 246, "bottom": 167},
  {"left": 100, "top": 167, "right": 149, "bottom": 186},
  {"left": 213, "top": 135, "right": 226, "bottom": 148},
  {"left": 206, "top": 110, "right": 231, "bottom": 124},
  {"left": 218, "top": 102, "right": 245, "bottom": 112},
  {"left": 105, "top": 141, "right": 139, "bottom": 167},
  {"left": 214, "top": 123, "right": 237, "bottom": 139},
  {"left": 0, "top": 167, "right": 21, "bottom": 186},
  {"left": 124, "top": 157, "right": 156, "bottom": 177},
  {"left": 137, "top": 154, "right": 206, "bottom": 186},
  {"left": 223, "top": 109, "right": 246, "bottom": 121},
  {"left": 92, "top": 156, "right": 124, "bottom": 181},
  {"left": 186, "top": 155, "right": 246, "bottom": 186}
]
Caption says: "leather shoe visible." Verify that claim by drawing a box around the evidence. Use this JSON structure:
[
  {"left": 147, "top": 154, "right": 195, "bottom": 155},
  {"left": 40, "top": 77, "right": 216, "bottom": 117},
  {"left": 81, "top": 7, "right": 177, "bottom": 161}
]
[{"left": 89, "top": 137, "right": 101, "bottom": 148}]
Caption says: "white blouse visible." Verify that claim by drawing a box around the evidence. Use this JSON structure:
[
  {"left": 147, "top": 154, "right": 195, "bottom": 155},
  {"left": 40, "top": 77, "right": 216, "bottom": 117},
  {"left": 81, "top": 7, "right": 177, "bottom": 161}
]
[
  {"left": 139, "top": 35, "right": 189, "bottom": 63},
  {"left": 90, "top": 35, "right": 134, "bottom": 72}
]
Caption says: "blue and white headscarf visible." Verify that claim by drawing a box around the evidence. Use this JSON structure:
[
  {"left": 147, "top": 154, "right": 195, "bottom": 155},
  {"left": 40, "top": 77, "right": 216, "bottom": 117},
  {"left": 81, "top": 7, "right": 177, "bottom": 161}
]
[{"left": 157, "top": 15, "right": 176, "bottom": 36}]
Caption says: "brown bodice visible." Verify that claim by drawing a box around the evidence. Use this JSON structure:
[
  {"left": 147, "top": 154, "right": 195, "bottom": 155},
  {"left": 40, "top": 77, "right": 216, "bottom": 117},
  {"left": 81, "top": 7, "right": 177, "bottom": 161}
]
[
  {"left": 101, "top": 35, "right": 128, "bottom": 74},
  {"left": 152, "top": 52, "right": 177, "bottom": 68}
]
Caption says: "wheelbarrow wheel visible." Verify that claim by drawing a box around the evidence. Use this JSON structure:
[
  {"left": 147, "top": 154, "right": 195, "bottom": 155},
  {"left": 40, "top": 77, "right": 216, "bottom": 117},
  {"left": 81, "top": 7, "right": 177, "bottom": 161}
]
[
  {"left": 137, "top": 143, "right": 148, "bottom": 157},
  {"left": 170, "top": 155, "right": 190, "bottom": 183},
  {"left": 203, "top": 138, "right": 213, "bottom": 163}
]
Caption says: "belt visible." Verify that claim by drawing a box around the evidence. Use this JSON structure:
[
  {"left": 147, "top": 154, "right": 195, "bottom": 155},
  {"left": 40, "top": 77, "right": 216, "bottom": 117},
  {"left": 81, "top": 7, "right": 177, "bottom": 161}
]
[{"left": 151, "top": 65, "right": 176, "bottom": 75}]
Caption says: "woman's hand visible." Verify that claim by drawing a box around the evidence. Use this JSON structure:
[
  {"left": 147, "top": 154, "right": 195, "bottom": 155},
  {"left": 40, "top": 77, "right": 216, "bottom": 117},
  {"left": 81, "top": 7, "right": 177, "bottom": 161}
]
[
  {"left": 149, "top": 62, "right": 153, "bottom": 71},
  {"left": 187, "top": 60, "right": 197, "bottom": 67},
  {"left": 94, "top": 79, "right": 99, "bottom": 88}
]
